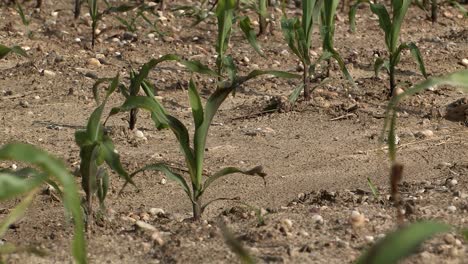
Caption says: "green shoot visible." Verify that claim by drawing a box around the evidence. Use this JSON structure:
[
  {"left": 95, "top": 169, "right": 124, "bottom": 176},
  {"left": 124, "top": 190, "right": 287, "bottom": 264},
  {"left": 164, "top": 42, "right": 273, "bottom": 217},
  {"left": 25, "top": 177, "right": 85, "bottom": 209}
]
[
  {"left": 356, "top": 221, "right": 450, "bottom": 264},
  {"left": 0, "top": 144, "right": 87, "bottom": 264},
  {"left": 88, "top": 0, "right": 99, "bottom": 48},
  {"left": 75, "top": 74, "right": 134, "bottom": 228},
  {"left": 319, "top": 0, "right": 354, "bottom": 87},
  {"left": 367, "top": 177, "right": 379, "bottom": 198},
  {"left": 281, "top": 0, "right": 323, "bottom": 101},
  {"left": 350, "top": 0, "right": 427, "bottom": 97},
  {"left": 382, "top": 70, "right": 468, "bottom": 163}
]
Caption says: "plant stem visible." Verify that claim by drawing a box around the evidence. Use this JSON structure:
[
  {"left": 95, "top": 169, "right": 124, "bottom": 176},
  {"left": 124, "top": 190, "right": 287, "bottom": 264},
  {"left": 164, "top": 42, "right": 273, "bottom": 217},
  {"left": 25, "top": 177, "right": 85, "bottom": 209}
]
[
  {"left": 389, "top": 62, "right": 396, "bottom": 97},
  {"left": 129, "top": 109, "right": 138, "bottom": 130},
  {"left": 91, "top": 22, "right": 96, "bottom": 48},
  {"left": 192, "top": 197, "right": 202, "bottom": 221},
  {"left": 431, "top": 0, "right": 438, "bottom": 23},
  {"left": 258, "top": 0, "right": 267, "bottom": 36},
  {"left": 74, "top": 0, "right": 81, "bottom": 19},
  {"left": 303, "top": 61, "right": 311, "bottom": 100}
]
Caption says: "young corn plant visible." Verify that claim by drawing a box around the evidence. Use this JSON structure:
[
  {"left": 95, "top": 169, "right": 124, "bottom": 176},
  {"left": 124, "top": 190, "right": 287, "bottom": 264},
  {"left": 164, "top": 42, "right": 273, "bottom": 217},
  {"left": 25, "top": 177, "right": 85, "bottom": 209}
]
[
  {"left": 76, "top": 74, "right": 135, "bottom": 228},
  {"left": 88, "top": 0, "right": 99, "bottom": 48},
  {"left": 319, "top": 1, "right": 354, "bottom": 83},
  {"left": 281, "top": 0, "right": 323, "bottom": 101},
  {"left": 110, "top": 0, "right": 297, "bottom": 220},
  {"left": 0, "top": 144, "right": 87, "bottom": 264},
  {"left": 350, "top": 0, "right": 428, "bottom": 97}
]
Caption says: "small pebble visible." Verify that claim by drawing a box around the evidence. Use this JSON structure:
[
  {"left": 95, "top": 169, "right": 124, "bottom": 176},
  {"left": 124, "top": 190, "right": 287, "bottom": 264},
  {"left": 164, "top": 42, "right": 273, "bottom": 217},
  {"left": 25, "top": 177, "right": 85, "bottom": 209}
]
[
  {"left": 151, "top": 231, "right": 164, "bottom": 245},
  {"left": 462, "top": 58, "right": 468, "bottom": 67},
  {"left": 135, "top": 221, "right": 157, "bottom": 231},
  {"left": 364, "top": 235, "right": 374, "bottom": 243},
  {"left": 281, "top": 219, "right": 293, "bottom": 229},
  {"left": 350, "top": 210, "right": 366, "bottom": 228},
  {"left": 447, "top": 205, "right": 457, "bottom": 213},
  {"left": 415, "top": 129, "right": 434, "bottom": 138},
  {"left": 394, "top": 87, "right": 404, "bottom": 96},
  {"left": 88, "top": 58, "right": 101, "bottom": 67},
  {"left": 11, "top": 164, "right": 17, "bottom": 170},
  {"left": 448, "top": 179, "right": 458, "bottom": 187},
  {"left": 311, "top": 214, "right": 324, "bottom": 225},
  {"left": 134, "top": 130, "right": 145, "bottom": 139},
  {"left": 160, "top": 178, "right": 167, "bottom": 185},
  {"left": 43, "top": 69, "right": 56, "bottom": 77},
  {"left": 149, "top": 208, "right": 165, "bottom": 216}
]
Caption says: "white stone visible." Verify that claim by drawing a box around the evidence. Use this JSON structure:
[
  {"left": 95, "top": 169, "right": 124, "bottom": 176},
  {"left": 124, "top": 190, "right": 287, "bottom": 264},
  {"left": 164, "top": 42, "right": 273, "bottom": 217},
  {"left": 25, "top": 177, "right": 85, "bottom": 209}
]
[
  {"left": 135, "top": 220, "right": 157, "bottom": 231},
  {"left": 43, "top": 70, "right": 56, "bottom": 77},
  {"left": 311, "top": 214, "right": 324, "bottom": 225},
  {"left": 461, "top": 58, "right": 468, "bottom": 67},
  {"left": 134, "top": 130, "right": 145, "bottom": 138},
  {"left": 415, "top": 129, "right": 434, "bottom": 138},
  {"left": 365, "top": 235, "right": 375, "bottom": 243},
  {"left": 447, "top": 205, "right": 457, "bottom": 213},
  {"left": 149, "top": 208, "right": 165, "bottom": 216},
  {"left": 87, "top": 58, "right": 101, "bottom": 67}
]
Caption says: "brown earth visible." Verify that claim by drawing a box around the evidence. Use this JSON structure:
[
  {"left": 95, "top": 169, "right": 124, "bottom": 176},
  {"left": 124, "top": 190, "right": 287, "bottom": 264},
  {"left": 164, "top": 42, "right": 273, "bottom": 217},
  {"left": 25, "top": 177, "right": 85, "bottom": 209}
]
[{"left": 0, "top": 1, "right": 467, "bottom": 263}]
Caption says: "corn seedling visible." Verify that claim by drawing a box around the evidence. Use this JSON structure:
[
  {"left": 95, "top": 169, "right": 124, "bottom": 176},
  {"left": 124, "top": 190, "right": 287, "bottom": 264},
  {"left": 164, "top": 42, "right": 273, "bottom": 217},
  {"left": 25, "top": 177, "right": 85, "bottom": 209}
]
[
  {"left": 13, "top": 0, "right": 32, "bottom": 38},
  {"left": 0, "top": 44, "right": 27, "bottom": 59},
  {"left": 88, "top": 0, "right": 99, "bottom": 48},
  {"left": 0, "top": 143, "right": 87, "bottom": 264},
  {"left": 382, "top": 70, "right": 468, "bottom": 224},
  {"left": 382, "top": 70, "right": 468, "bottom": 164},
  {"left": 242, "top": 0, "right": 270, "bottom": 36},
  {"left": 350, "top": 0, "right": 428, "bottom": 97},
  {"left": 319, "top": 0, "right": 354, "bottom": 86},
  {"left": 76, "top": 74, "right": 135, "bottom": 228},
  {"left": 356, "top": 221, "right": 450, "bottom": 264},
  {"left": 108, "top": 5, "right": 297, "bottom": 218},
  {"left": 281, "top": 0, "right": 324, "bottom": 101},
  {"left": 110, "top": 64, "right": 295, "bottom": 220},
  {"left": 106, "top": 2, "right": 162, "bottom": 35}
]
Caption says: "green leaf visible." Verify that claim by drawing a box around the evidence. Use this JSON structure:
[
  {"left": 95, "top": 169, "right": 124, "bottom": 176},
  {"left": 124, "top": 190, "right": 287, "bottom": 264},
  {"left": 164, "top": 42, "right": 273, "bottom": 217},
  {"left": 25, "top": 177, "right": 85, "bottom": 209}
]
[
  {"left": 15, "top": 1, "right": 30, "bottom": 26},
  {"left": 188, "top": 79, "right": 204, "bottom": 129},
  {"left": 374, "top": 57, "right": 386, "bottom": 77},
  {"left": 369, "top": 3, "right": 392, "bottom": 49},
  {"left": 86, "top": 104, "right": 105, "bottom": 142},
  {"left": 239, "top": 16, "right": 264, "bottom": 56},
  {"left": 289, "top": 83, "right": 305, "bottom": 103},
  {"left": 101, "top": 135, "right": 135, "bottom": 186},
  {"left": 241, "top": 70, "right": 300, "bottom": 85},
  {"left": 281, "top": 17, "right": 303, "bottom": 60},
  {"left": 406, "top": 42, "right": 427, "bottom": 78},
  {"left": 0, "top": 143, "right": 87, "bottom": 264},
  {"left": 382, "top": 70, "right": 468, "bottom": 161},
  {"left": 0, "top": 44, "right": 27, "bottom": 60},
  {"left": 0, "top": 173, "right": 45, "bottom": 200},
  {"left": 112, "top": 96, "right": 196, "bottom": 181},
  {"left": 356, "top": 221, "right": 450, "bottom": 264},
  {"left": 203, "top": 166, "right": 266, "bottom": 193},
  {"left": 389, "top": 0, "right": 411, "bottom": 52}
]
